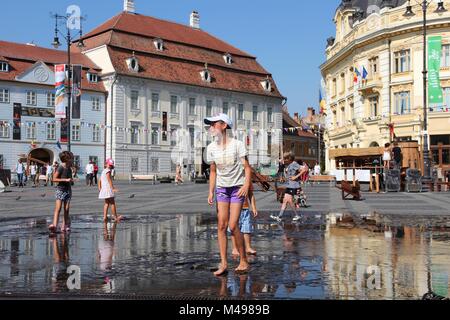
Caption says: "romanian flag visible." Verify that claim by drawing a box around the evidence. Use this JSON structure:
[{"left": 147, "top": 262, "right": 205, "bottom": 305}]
[
  {"left": 319, "top": 89, "right": 326, "bottom": 115},
  {"left": 353, "top": 67, "right": 361, "bottom": 83}
]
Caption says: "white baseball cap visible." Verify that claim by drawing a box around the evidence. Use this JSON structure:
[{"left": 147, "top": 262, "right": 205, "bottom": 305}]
[{"left": 203, "top": 113, "right": 233, "bottom": 129}]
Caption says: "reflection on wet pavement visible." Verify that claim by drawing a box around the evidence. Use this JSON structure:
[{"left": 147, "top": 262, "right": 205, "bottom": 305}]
[{"left": 0, "top": 212, "right": 449, "bottom": 300}]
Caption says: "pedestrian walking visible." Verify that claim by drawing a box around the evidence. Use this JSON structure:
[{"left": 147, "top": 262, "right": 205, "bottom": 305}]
[
  {"left": 46, "top": 162, "right": 53, "bottom": 186},
  {"left": 99, "top": 158, "right": 123, "bottom": 222},
  {"left": 175, "top": 164, "right": 184, "bottom": 185},
  {"left": 271, "top": 152, "right": 303, "bottom": 223},
  {"left": 205, "top": 113, "right": 251, "bottom": 276},
  {"left": 49, "top": 151, "right": 74, "bottom": 235},
  {"left": 29, "top": 162, "right": 37, "bottom": 187},
  {"left": 15, "top": 159, "right": 25, "bottom": 188},
  {"left": 93, "top": 162, "right": 99, "bottom": 185},
  {"left": 23, "top": 162, "right": 28, "bottom": 185},
  {"left": 230, "top": 183, "right": 258, "bottom": 256},
  {"left": 85, "top": 160, "right": 94, "bottom": 186}
]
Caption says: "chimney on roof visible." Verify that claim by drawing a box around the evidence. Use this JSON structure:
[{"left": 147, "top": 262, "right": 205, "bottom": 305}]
[
  {"left": 294, "top": 113, "right": 300, "bottom": 124},
  {"left": 307, "top": 107, "right": 315, "bottom": 118},
  {"left": 190, "top": 11, "right": 200, "bottom": 29},
  {"left": 124, "top": 0, "right": 135, "bottom": 13}
]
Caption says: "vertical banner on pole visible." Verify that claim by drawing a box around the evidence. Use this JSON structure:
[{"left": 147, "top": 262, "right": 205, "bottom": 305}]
[
  {"left": 55, "top": 64, "right": 66, "bottom": 119},
  {"left": 60, "top": 118, "right": 68, "bottom": 143},
  {"left": 13, "top": 103, "right": 22, "bottom": 140},
  {"left": 71, "top": 65, "right": 82, "bottom": 119},
  {"left": 428, "top": 36, "right": 443, "bottom": 110}
]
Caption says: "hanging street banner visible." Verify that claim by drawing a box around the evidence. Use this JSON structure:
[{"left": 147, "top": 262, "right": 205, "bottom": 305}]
[
  {"left": 60, "top": 118, "right": 68, "bottom": 143},
  {"left": 55, "top": 64, "right": 67, "bottom": 119},
  {"left": 13, "top": 103, "right": 22, "bottom": 140},
  {"left": 428, "top": 36, "right": 443, "bottom": 107},
  {"left": 71, "top": 65, "right": 82, "bottom": 119}
]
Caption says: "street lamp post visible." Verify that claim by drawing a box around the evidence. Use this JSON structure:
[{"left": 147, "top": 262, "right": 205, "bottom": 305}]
[
  {"left": 403, "top": 1, "right": 447, "bottom": 182},
  {"left": 51, "top": 13, "right": 85, "bottom": 153}
]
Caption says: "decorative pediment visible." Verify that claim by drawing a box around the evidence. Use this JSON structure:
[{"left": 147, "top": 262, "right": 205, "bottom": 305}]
[{"left": 15, "top": 61, "right": 55, "bottom": 85}]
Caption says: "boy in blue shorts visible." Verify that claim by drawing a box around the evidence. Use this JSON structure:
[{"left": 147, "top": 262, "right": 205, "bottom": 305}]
[{"left": 230, "top": 184, "right": 258, "bottom": 255}]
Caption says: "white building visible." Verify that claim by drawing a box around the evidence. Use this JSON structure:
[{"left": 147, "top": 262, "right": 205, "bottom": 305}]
[
  {"left": 73, "top": 1, "right": 285, "bottom": 179},
  {"left": 0, "top": 41, "right": 106, "bottom": 172}
]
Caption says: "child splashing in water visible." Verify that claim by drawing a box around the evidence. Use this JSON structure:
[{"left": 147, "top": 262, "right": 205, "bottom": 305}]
[
  {"left": 99, "top": 159, "right": 123, "bottom": 222},
  {"left": 205, "top": 113, "right": 251, "bottom": 276}
]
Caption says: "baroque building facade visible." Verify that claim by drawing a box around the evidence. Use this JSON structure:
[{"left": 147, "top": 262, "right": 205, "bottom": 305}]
[{"left": 321, "top": 0, "right": 450, "bottom": 172}]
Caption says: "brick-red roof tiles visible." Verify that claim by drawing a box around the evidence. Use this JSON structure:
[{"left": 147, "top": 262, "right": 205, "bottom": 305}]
[
  {"left": 107, "top": 32, "right": 269, "bottom": 75},
  {"left": 83, "top": 12, "right": 252, "bottom": 57},
  {"left": 109, "top": 47, "right": 282, "bottom": 98},
  {"left": 77, "top": 12, "right": 283, "bottom": 98},
  {"left": 0, "top": 40, "right": 105, "bottom": 93}
]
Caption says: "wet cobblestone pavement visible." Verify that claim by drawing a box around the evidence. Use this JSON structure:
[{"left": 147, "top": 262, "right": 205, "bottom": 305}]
[{"left": 1, "top": 212, "right": 450, "bottom": 300}]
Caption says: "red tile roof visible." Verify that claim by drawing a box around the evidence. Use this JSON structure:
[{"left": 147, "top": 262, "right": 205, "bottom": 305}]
[
  {"left": 109, "top": 47, "right": 282, "bottom": 98},
  {"left": 0, "top": 40, "right": 105, "bottom": 93},
  {"left": 0, "top": 41, "right": 100, "bottom": 70},
  {"left": 82, "top": 12, "right": 253, "bottom": 58},
  {"left": 77, "top": 12, "right": 283, "bottom": 99}
]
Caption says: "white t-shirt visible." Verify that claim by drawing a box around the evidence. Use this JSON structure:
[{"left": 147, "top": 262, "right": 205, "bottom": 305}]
[
  {"left": 30, "top": 165, "right": 37, "bottom": 175},
  {"left": 47, "top": 165, "right": 53, "bottom": 174},
  {"left": 16, "top": 163, "right": 24, "bottom": 174},
  {"left": 85, "top": 164, "right": 94, "bottom": 174},
  {"left": 207, "top": 138, "right": 248, "bottom": 188}
]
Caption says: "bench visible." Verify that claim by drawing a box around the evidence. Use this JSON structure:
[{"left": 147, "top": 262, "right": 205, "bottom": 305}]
[
  {"left": 159, "top": 175, "right": 175, "bottom": 184},
  {"left": 129, "top": 174, "right": 157, "bottom": 184},
  {"left": 337, "top": 180, "right": 362, "bottom": 200},
  {"left": 309, "top": 175, "right": 336, "bottom": 186}
]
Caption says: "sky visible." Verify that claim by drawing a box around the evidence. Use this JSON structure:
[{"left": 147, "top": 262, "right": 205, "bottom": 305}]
[{"left": 0, "top": 0, "right": 339, "bottom": 116}]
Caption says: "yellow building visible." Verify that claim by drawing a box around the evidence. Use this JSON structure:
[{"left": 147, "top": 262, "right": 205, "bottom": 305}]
[{"left": 320, "top": 0, "right": 450, "bottom": 173}]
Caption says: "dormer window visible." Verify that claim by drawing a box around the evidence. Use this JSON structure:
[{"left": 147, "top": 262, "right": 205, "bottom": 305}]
[
  {"left": 87, "top": 73, "right": 98, "bottom": 83},
  {"left": 126, "top": 53, "right": 139, "bottom": 73},
  {"left": 153, "top": 38, "right": 164, "bottom": 51},
  {"left": 0, "top": 62, "right": 9, "bottom": 72},
  {"left": 223, "top": 53, "right": 232, "bottom": 65},
  {"left": 261, "top": 77, "right": 272, "bottom": 92},
  {"left": 200, "top": 63, "right": 211, "bottom": 83}
]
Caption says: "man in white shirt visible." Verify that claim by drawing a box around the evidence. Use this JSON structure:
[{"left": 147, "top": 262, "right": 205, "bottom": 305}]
[
  {"left": 16, "top": 159, "right": 25, "bottom": 188},
  {"left": 46, "top": 162, "right": 53, "bottom": 186},
  {"left": 85, "top": 161, "right": 94, "bottom": 186}
]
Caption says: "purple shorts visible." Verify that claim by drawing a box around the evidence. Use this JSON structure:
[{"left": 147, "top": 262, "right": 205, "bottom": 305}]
[{"left": 216, "top": 186, "right": 245, "bottom": 204}]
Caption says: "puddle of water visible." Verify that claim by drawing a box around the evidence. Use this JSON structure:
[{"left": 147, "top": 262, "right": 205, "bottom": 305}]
[{"left": 0, "top": 213, "right": 449, "bottom": 300}]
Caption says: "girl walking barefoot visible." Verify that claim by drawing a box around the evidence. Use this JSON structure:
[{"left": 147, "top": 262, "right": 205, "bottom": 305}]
[
  {"left": 99, "top": 159, "right": 123, "bottom": 222},
  {"left": 49, "top": 151, "right": 74, "bottom": 235},
  {"left": 205, "top": 113, "right": 251, "bottom": 276}
]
